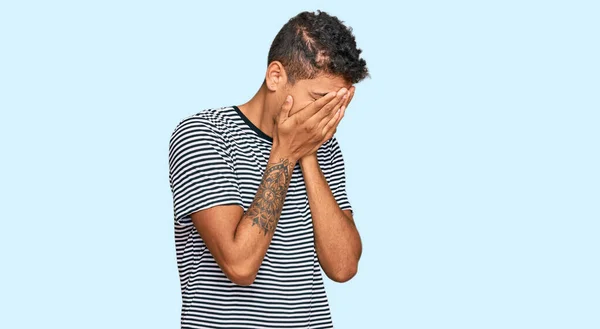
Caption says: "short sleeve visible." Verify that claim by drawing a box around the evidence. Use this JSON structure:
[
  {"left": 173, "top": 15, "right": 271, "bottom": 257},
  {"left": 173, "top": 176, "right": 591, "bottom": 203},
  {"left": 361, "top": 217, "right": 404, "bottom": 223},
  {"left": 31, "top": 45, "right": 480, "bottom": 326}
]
[
  {"left": 168, "top": 117, "right": 243, "bottom": 226},
  {"left": 327, "top": 136, "right": 354, "bottom": 216}
]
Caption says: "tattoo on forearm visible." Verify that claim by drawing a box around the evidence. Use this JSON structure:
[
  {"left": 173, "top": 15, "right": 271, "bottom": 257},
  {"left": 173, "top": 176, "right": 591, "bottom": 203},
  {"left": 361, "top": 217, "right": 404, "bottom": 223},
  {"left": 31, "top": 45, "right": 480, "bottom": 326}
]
[{"left": 245, "top": 158, "right": 293, "bottom": 236}]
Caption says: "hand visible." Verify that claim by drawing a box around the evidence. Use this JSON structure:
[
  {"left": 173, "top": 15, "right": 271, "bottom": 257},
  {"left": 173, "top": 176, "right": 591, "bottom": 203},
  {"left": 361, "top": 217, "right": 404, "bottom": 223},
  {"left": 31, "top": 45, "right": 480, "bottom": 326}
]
[
  {"left": 332, "top": 85, "right": 355, "bottom": 135},
  {"left": 301, "top": 85, "right": 356, "bottom": 159},
  {"left": 272, "top": 88, "right": 349, "bottom": 162}
]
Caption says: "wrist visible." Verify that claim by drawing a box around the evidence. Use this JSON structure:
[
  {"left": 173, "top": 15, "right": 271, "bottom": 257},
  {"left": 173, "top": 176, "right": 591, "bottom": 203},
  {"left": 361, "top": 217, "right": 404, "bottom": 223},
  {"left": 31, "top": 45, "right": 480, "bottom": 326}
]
[
  {"left": 270, "top": 144, "right": 298, "bottom": 164},
  {"left": 299, "top": 153, "right": 318, "bottom": 169}
]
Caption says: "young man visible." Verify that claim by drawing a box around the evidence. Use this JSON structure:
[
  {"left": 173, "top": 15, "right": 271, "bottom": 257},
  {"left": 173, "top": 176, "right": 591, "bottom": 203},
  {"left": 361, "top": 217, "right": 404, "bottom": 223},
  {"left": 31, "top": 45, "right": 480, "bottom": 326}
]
[{"left": 168, "top": 10, "right": 369, "bottom": 329}]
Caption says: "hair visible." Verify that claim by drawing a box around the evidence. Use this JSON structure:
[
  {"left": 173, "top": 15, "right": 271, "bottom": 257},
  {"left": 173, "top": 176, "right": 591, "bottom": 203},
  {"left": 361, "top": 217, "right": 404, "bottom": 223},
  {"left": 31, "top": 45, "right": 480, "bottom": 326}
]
[{"left": 267, "top": 10, "right": 370, "bottom": 85}]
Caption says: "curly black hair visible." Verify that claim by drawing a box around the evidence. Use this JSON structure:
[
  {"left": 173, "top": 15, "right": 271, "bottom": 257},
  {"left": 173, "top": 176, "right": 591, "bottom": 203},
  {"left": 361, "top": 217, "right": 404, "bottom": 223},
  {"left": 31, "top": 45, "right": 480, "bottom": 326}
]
[{"left": 267, "top": 10, "right": 370, "bottom": 85}]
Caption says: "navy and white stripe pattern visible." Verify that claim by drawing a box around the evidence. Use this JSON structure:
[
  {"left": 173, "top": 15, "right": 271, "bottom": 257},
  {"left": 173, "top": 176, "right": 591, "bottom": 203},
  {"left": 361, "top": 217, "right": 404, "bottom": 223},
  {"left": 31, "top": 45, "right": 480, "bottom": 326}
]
[{"left": 168, "top": 105, "right": 353, "bottom": 328}]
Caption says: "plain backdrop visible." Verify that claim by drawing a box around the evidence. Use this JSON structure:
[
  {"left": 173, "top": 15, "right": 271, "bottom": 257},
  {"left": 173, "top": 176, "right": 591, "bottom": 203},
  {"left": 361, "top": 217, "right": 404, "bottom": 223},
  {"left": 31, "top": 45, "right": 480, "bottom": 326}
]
[{"left": 1, "top": 1, "right": 598, "bottom": 328}]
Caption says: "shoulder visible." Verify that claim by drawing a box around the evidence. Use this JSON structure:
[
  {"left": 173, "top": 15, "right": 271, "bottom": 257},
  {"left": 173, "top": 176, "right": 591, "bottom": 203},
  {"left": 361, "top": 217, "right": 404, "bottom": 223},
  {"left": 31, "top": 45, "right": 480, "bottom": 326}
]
[
  {"left": 324, "top": 135, "right": 343, "bottom": 156},
  {"left": 317, "top": 136, "right": 343, "bottom": 166},
  {"left": 317, "top": 135, "right": 338, "bottom": 151},
  {"left": 170, "top": 107, "right": 230, "bottom": 135},
  {"left": 169, "top": 107, "right": 234, "bottom": 147}
]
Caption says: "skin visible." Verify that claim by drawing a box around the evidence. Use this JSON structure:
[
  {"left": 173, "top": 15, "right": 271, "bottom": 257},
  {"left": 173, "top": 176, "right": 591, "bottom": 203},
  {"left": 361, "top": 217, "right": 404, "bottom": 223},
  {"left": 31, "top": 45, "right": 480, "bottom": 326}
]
[
  {"left": 240, "top": 61, "right": 361, "bottom": 281},
  {"left": 191, "top": 60, "right": 361, "bottom": 285},
  {"left": 237, "top": 60, "right": 355, "bottom": 144}
]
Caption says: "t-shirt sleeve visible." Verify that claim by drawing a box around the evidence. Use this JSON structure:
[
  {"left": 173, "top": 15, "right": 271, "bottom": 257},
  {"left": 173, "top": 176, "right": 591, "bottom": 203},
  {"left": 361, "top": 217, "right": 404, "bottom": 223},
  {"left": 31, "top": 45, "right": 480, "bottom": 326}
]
[
  {"left": 168, "top": 117, "right": 244, "bottom": 226},
  {"left": 327, "top": 136, "right": 354, "bottom": 216}
]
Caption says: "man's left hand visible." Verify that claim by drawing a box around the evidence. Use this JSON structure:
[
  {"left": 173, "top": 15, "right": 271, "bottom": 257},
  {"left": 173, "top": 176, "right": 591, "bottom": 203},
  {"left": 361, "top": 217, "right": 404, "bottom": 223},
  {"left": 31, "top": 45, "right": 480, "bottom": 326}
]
[{"left": 299, "top": 85, "right": 355, "bottom": 166}]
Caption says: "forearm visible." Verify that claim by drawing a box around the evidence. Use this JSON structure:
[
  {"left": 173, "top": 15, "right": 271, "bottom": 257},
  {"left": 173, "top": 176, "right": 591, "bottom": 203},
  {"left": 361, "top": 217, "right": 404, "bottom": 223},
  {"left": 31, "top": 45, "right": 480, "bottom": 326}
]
[
  {"left": 300, "top": 155, "right": 362, "bottom": 282},
  {"left": 232, "top": 146, "right": 296, "bottom": 278}
]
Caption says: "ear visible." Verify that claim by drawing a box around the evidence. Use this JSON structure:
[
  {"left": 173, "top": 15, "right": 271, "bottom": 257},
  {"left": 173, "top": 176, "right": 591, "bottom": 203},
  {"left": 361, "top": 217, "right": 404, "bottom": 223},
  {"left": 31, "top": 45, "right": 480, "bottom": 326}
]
[{"left": 265, "top": 61, "right": 288, "bottom": 92}]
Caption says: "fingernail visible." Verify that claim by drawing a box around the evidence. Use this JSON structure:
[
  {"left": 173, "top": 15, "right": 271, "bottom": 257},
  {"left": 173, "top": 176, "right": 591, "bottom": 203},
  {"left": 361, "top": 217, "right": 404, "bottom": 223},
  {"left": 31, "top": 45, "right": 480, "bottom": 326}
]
[
  {"left": 343, "top": 93, "right": 348, "bottom": 99},
  {"left": 286, "top": 95, "right": 291, "bottom": 102}
]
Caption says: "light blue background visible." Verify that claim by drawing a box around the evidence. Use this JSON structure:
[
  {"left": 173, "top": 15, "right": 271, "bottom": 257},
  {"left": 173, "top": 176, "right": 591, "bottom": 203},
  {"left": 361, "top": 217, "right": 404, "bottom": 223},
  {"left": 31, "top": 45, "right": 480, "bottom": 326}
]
[{"left": 1, "top": 1, "right": 598, "bottom": 328}]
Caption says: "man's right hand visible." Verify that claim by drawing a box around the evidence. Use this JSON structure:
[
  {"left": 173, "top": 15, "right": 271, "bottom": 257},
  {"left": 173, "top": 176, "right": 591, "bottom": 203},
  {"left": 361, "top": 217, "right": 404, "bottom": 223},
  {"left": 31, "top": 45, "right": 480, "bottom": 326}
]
[{"left": 272, "top": 88, "right": 348, "bottom": 162}]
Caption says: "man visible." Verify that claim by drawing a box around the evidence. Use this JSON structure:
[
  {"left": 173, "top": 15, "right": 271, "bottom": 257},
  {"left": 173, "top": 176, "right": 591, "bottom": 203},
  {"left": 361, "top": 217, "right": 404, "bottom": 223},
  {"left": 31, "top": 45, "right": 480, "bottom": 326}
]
[{"left": 168, "top": 10, "right": 369, "bottom": 328}]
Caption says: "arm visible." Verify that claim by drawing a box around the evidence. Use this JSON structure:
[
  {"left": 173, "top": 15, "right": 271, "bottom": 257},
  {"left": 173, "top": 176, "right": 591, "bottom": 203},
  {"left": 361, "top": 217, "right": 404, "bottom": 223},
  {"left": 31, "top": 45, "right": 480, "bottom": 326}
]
[
  {"left": 169, "top": 116, "right": 297, "bottom": 286},
  {"left": 172, "top": 92, "right": 347, "bottom": 286},
  {"left": 299, "top": 147, "right": 362, "bottom": 283},
  {"left": 191, "top": 147, "right": 296, "bottom": 286}
]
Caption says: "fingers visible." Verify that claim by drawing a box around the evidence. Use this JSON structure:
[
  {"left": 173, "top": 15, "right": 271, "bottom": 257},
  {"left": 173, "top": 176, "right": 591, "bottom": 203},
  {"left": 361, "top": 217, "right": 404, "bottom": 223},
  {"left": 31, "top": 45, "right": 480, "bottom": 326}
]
[
  {"left": 342, "top": 86, "right": 355, "bottom": 112},
  {"left": 290, "top": 91, "right": 337, "bottom": 123},
  {"left": 278, "top": 95, "right": 294, "bottom": 123},
  {"left": 315, "top": 85, "right": 353, "bottom": 132},
  {"left": 320, "top": 86, "right": 353, "bottom": 140},
  {"left": 321, "top": 102, "right": 344, "bottom": 139},
  {"left": 309, "top": 87, "right": 348, "bottom": 125},
  {"left": 346, "top": 86, "right": 356, "bottom": 107}
]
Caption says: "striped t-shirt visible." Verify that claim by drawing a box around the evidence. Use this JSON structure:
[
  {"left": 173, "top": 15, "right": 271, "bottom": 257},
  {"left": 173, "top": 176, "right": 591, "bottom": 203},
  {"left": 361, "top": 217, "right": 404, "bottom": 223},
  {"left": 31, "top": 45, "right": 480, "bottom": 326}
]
[{"left": 168, "top": 105, "right": 353, "bottom": 329}]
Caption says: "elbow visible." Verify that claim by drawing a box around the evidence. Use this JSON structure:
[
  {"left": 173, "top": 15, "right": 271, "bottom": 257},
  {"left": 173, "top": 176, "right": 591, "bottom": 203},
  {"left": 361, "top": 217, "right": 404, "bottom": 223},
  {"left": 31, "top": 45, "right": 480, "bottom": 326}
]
[
  {"left": 226, "top": 263, "right": 258, "bottom": 286},
  {"left": 328, "top": 264, "right": 358, "bottom": 283},
  {"left": 230, "top": 274, "right": 257, "bottom": 286},
  {"left": 220, "top": 243, "right": 260, "bottom": 286}
]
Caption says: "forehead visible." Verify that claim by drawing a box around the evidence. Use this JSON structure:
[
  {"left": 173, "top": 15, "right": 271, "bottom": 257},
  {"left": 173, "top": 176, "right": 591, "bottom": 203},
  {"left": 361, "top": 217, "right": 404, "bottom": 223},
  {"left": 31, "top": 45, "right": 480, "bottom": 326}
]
[{"left": 295, "top": 74, "right": 351, "bottom": 92}]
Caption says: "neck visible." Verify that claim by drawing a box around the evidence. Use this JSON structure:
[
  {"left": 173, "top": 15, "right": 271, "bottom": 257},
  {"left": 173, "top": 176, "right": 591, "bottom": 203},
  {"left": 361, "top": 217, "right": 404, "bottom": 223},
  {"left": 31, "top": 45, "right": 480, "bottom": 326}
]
[{"left": 237, "top": 83, "right": 279, "bottom": 140}]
